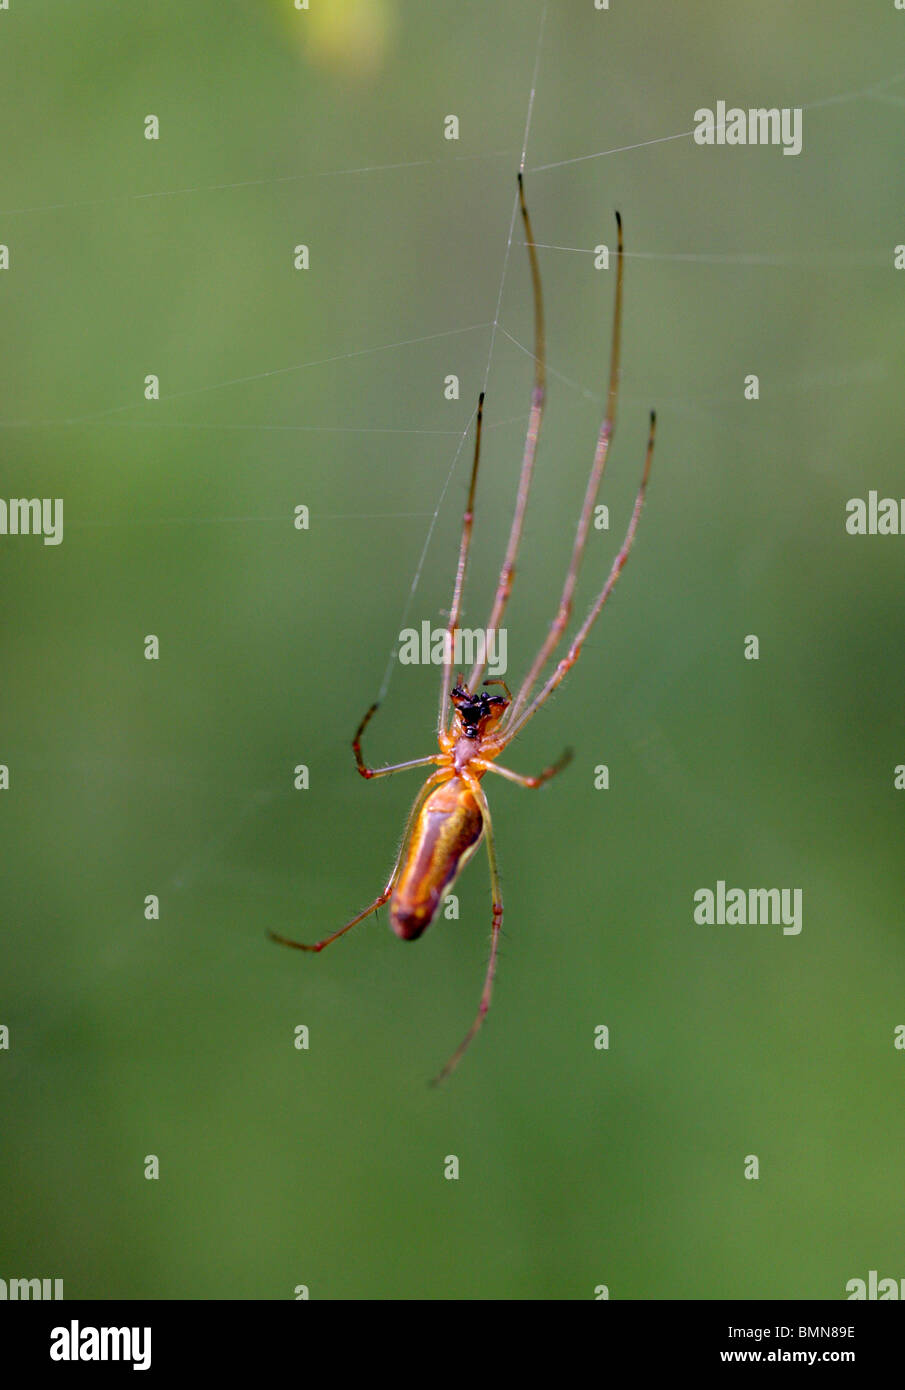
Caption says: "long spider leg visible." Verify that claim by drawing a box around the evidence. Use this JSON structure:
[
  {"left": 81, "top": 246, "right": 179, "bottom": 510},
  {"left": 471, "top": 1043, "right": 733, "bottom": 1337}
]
[
  {"left": 507, "top": 211, "right": 625, "bottom": 727},
  {"left": 482, "top": 678, "right": 512, "bottom": 701},
  {"left": 472, "top": 747, "right": 572, "bottom": 788},
  {"left": 356, "top": 755, "right": 443, "bottom": 781},
  {"left": 268, "top": 896, "right": 391, "bottom": 955},
  {"left": 430, "top": 773, "right": 503, "bottom": 1086},
  {"left": 269, "top": 770, "right": 448, "bottom": 953},
  {"left": 467, "top": 172, "right": 545, "bottom": 693},
  {"left": 438, "top": 393, "right": 485, "bottom": 737},
  {"left": 353, "top": 700, "right": 443, "bottom": 779},
  {"left": 500, "top": 410, "right": 656, "bottom": 745}
]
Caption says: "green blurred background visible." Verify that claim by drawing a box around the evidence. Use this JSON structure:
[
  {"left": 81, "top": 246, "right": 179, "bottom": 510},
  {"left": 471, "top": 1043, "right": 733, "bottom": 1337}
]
[{"left": 1, "top": 0, "right": 903, "bottom": 1300}]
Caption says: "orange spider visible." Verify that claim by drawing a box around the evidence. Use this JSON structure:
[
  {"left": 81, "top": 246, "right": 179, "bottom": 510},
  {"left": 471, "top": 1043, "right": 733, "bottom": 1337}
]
[{"left": 270, "top": 174, "right": 656, "bottom": 1083}]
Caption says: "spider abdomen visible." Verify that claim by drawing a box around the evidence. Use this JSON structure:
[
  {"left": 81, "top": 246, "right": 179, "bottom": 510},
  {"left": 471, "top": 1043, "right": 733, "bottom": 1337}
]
[{"left": 390, "top": 778, "right": 484, "bottom": 941}]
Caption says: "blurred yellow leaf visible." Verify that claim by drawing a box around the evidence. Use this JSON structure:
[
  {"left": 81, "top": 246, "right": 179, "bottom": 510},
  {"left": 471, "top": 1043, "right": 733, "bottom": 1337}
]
[{"left": 289, "top": 0, "right": 397, "bottom": 81}]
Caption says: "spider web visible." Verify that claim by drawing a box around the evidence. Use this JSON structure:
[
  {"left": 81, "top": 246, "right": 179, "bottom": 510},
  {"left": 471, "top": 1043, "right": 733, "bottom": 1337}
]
[{"left": 1, "top": 1, "right": 901, "bottom": 889}]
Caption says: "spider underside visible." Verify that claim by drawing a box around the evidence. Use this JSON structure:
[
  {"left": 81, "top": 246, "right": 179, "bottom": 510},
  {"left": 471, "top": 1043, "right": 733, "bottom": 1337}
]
[{"left": 270, "top": 174, "right": 656, "bottom": 1084}]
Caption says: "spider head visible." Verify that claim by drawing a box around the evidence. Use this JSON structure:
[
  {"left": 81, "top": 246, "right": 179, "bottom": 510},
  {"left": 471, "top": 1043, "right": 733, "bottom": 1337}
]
[{"left": 450, "top": 681, "right": 509, "bottom": 739}]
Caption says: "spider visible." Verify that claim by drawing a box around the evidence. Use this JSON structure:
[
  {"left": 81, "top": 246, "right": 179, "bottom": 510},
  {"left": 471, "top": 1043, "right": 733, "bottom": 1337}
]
[{"left": 270, "top": 173, "right": 656, "bottom": 1083}]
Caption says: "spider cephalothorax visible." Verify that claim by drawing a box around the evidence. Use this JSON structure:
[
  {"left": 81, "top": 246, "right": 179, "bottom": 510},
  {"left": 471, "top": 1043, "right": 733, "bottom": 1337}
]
[{"left": 450, "top": 683, "right": 508, "bottom": 738}]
